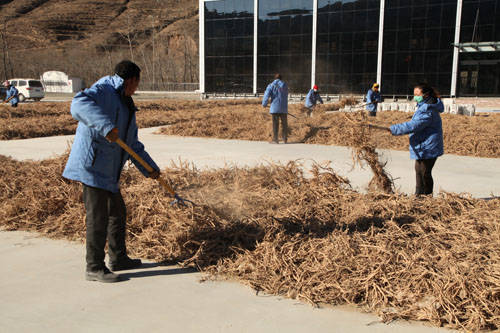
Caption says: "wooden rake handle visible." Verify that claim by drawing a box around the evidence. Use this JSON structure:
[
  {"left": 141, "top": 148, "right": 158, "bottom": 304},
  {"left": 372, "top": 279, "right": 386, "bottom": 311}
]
[
  {"left": 115, "top": 138, "right": 176, "bottom": 196},
  {"left": 366, "top": 124, "right": 391, "bottom": 132}
]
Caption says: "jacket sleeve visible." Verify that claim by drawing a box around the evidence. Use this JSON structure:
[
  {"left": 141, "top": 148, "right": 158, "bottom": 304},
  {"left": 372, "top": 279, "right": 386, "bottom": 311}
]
[
  {"left": 6, "top": 87, "right": 15, "bottom": 99},
  {"left": 318, "top": 94, "right": 323, "bottom": 104},
  {"left": 128, "top": 126, "right": 160, "bottom": 177},
  {"left": 366, "top": 90, "right": 373, "bottom": 103},
  {"left": 70, "top": 86, "right": 116, "bottom": 137},
  {"left": 262, "top": 84, "right": 272, "bottom": 107},
  {"left": 305, "top": 90, "right": 312, "bottom": 106},
  {"left": 390, "top": 106, "right": 432, "bottom": 136}
]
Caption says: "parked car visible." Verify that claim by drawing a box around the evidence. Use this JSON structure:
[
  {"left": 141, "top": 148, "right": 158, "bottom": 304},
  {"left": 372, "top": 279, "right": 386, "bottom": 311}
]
[{"left": 8, "top": 78, "right": 45, "bottom": 102}]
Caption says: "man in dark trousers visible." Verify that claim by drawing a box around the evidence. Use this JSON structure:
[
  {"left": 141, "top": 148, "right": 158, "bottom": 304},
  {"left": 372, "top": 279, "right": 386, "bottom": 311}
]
[
  {"left": 366, "top": 83, "right": 381, "bottom": 116},
  {"left": 63, "top": 60, "right": 160, "bottom": 283},
  {"left": 262, "top": 74, "right": 288, "bottom": 144}
]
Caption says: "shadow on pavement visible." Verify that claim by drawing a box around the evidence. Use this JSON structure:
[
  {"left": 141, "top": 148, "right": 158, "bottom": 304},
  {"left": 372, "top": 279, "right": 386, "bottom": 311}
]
[
  {"left": 479, "top": 196, "right": 499, "bottom": 201},
  {"left": 119, "top": 266, "right": 198, "bottom": 280}
]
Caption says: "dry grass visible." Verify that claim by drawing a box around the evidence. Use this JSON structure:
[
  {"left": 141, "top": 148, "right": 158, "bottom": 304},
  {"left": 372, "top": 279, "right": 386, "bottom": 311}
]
[
  {"left": 0, "top": 100, "right": 260, "bottom": 140},
  {"left": 1, "top": 100, "right": 499, "bottom": 158},
  {"left": 0, "top": 152, "right": 499, "bottom": 331},
  {"left": 160, "top": 102, "right": 500, "bottom": 159}
]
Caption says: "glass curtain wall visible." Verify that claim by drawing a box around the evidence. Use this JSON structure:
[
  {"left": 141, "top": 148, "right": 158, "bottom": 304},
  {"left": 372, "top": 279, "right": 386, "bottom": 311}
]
[
  {"left": 205, "top": 0, "right": 254, "bottom": 93},
  {"left": 316, "top": 0, "right": 380, "bottom": 94},
  {"left": 458, "top": 0, "right": 500, "bottom": 96},
  {"left": 257, "top": 0, "right": 313, "bottom": 93},
  {"left": 382, "top": 0, "right": 457, "bottom": 96}
]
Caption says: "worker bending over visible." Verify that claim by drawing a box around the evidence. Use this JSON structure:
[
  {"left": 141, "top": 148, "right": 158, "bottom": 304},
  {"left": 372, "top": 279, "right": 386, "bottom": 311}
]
[{"left": 304, "top": 84, "right": 323, "bottom": 117}]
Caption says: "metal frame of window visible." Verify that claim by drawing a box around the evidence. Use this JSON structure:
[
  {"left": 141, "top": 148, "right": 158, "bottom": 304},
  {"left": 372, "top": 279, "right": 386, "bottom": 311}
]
[
  {"left": 451, "top": 0, "right": 463, "bottom": 97},
  {"left": 199, "top": 0, "right": 500, "bottom": 96}
]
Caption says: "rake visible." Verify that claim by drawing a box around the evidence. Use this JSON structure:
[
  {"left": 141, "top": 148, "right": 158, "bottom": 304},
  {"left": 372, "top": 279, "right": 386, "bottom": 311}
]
[{"left": 116, "top": 138, "right": 195, "bottom": 207}]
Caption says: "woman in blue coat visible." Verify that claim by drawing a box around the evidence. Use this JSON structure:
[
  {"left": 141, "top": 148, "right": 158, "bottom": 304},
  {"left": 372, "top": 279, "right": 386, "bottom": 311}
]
[{"left": 387, "top": 83, "right": 444, "bottom": 195}]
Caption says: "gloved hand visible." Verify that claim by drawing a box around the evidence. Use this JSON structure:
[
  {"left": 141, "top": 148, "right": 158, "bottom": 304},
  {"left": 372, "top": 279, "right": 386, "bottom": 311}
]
[
  {"left": 149, "top": 169, "right": 160, "bottom": 179},
  {"left": 105, "top": 128, "right": 119, "bottom": 142}
]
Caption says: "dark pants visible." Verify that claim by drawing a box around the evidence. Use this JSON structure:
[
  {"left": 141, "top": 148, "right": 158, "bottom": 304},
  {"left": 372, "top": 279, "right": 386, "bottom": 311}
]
[
  {"left": 415, "top": 158, "right": 437, "bottom": 195},
  {"left": 272, "top": 113, "right": 288, "bottom": 143},
  {"left": 83, "top": 184, "right": 127, "bottom": 271},
  {"left": 11, "top": 103, "right": 18, "bottom": 108},
  {"left": 306, "top": 106, "right": 314, "bottom": 117}
]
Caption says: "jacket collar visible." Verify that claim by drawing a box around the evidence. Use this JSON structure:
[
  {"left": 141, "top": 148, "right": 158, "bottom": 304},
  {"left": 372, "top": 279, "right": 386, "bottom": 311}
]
[{"left": 109, "top": 74, "right": 125, "bottom": 93}]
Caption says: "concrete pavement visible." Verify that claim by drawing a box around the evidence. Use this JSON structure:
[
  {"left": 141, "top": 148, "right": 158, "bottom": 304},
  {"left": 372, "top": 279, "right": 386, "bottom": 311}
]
[
  {"left": 0, "top": 127, "right": 499, "bottom": 198},
  {"left": 0, "top": 231, "right": 451, "bottom": 333}
]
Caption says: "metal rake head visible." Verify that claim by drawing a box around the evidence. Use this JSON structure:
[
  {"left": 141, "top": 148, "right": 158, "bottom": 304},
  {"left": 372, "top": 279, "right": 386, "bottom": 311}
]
[{"left": 170, "top": 193, "right": 196, "bottom": 207}]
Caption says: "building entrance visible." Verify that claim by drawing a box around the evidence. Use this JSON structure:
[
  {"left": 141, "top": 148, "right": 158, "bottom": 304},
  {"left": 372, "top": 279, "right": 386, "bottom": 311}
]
[{"left": 459, "top": 58, "right": 500, "bottom": 96}]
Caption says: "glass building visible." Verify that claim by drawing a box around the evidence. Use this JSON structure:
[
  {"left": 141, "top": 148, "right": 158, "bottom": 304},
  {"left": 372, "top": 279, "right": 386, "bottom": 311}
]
[{"left": 199, "top": 0, "right": 500, "bottom": 97}]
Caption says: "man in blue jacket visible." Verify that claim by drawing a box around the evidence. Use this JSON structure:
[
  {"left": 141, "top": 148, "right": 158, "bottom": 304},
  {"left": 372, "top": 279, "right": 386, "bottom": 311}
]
[
  {"left": 304, "top": 84, "right": 323, "bottom": 117},
  {"left": 262, "top": 74, "right": 288, "bottom": 144},
  {"left": 3, "top": 81, "right": 19, "bottom": 107},
  {"left": 366, "top": 83, "right": 381, "bottom": 116},
  {"left": 63, "top": 60, "right": 160, "bottom": 283}
]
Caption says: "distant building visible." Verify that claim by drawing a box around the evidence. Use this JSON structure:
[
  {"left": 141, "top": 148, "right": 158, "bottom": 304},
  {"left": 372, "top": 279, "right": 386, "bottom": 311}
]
[
  {"left": 41, "top": 71, "right": 85, "bottom": 93},
  {"left": 199, "top": 0, "right": 500, "bottom": 97}
]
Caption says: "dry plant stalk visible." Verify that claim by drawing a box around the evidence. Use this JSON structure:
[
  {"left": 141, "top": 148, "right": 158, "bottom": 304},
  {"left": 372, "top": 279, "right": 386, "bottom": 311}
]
[
  {"left": 0, "top": 154, "right": 499, "bottom": 331},
  {"left": 342, "top": 111, "right": 394, "bottom": 194}
]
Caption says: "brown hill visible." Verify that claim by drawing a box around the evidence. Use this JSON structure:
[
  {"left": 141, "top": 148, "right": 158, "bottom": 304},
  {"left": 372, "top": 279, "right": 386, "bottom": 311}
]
[{"left": 0, "top": 0, "right": 199, "bottom": 89}]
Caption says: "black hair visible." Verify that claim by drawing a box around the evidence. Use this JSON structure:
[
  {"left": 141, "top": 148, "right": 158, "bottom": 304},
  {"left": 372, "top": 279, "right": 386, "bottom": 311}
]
[
  {"left": 115, "top": 60, "right": 141, "bottom": 80},
  {"left": 274, "top": 73, "right": 282, "bottom": 80},
  {"left": 415, "top": 82, "right": 440, "bottom": 98}
]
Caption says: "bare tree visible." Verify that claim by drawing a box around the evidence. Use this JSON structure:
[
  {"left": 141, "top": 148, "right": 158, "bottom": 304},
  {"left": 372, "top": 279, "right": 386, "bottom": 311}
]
[
  {"left": 150, "top": 15, "right": 156, "bottom": 90},
  {"left": 118, "top": 11, "right": 135, "bottom": 63},
  {"left": 1, "top": 22, "right": 7, "bottom": 79},
  {"left": 1, "top": 19, "right": 13, "bottom": 79},
  {"left": 140, "top": 47, "right": 151, "bottom": 88}
]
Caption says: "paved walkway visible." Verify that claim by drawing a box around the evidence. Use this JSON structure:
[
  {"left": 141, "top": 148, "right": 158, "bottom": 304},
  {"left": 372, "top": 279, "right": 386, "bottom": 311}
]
[
  {"left": 0, "top": 127, "right": 499, "bottom": 198},
  {"left": 0, "top": 231, "right": 451, "bottom": 333}
]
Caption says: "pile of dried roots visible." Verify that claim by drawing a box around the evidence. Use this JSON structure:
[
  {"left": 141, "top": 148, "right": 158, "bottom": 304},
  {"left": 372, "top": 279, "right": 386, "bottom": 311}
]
[
  {"left": 159, "top": 102, "right": 500, "bottom": 158},
  {"left": 0, "top": 100, "right": 261, "bottom": 140},
  {"left": 2, "top": 100, "right": 499, "bottom": 158},
  {"left": 0, "top": 154, "right": 498, "bottom": 331}
]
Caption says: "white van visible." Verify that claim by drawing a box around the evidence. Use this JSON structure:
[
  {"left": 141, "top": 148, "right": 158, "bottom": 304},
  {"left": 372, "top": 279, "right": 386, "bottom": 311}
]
[{"left": 8, "top": 78, "right": 45, "bottom": 102}]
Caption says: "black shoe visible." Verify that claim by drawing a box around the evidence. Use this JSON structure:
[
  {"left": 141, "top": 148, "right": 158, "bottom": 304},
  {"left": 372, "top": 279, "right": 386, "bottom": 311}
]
[
  {"left": 86, "top": 267, "right": 120, "bottom": 283},
  {"left": 109, "top": 257, "right": 142, "bottom": 271}
]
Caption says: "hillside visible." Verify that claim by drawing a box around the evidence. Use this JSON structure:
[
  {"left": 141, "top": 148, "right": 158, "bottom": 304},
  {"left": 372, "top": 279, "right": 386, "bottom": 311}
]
[{"left": 0, "top": 0, "right": 199, "bottom": 89}]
